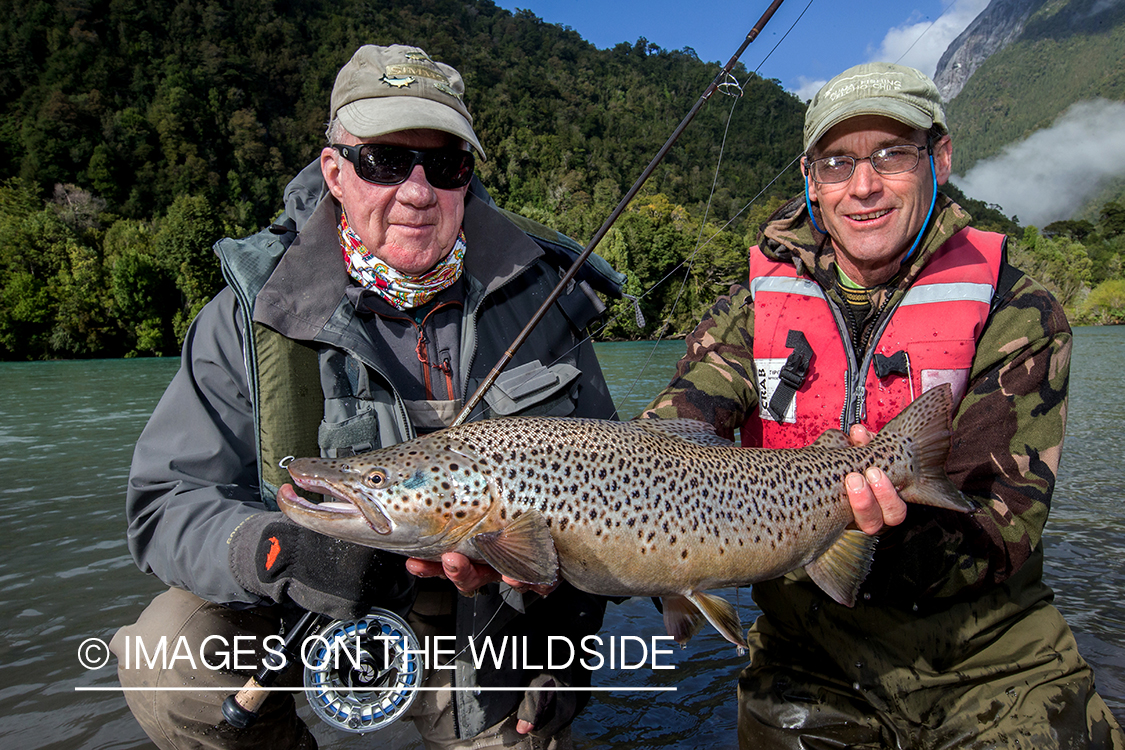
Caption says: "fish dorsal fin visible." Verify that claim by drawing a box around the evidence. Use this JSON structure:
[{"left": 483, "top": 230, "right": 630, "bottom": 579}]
[
  {"left": 470, "top": 509, "right": 559, "bottom": 586},
  {"left": 804, "top": 529, "right": 878, "bottom": 607},
  {"left": 810, "top": 429, "right": 851, "bottom": 449},
  {"left": 636, "top": 419, "right": 733, "bottom": 447}
]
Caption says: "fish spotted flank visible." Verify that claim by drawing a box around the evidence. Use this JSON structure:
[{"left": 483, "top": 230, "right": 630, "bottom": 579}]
[{"left": 278, "top": 384, "right": 974, "bottom": 647}]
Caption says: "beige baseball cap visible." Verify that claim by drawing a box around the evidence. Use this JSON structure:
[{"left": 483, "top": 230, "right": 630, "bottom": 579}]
[
  {"left": 803, "top": 63, "right": 947, "bottom": 152},
  {"left": 330, "top": 44, "right": 486, "bottom": 158}
]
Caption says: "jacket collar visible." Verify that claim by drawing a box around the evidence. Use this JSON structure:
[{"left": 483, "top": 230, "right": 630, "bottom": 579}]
[{"left": 252, "top": 190, "right": 544, "bottom": 342}]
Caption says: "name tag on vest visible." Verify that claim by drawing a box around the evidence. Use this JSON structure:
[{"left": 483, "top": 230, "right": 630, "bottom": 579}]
[{"left": 756, "top": 358, "right": 797, "bottom": 423}]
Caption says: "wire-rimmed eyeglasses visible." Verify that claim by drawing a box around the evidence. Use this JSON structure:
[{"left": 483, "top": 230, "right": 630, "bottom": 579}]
[{"left": 805, "top": 143, "right": 930, "bottom": 185}]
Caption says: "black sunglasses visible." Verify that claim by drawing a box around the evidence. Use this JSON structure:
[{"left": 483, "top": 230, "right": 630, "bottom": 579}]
[{"left": 332, "top": 143, "right": 475, "bottom": 190}]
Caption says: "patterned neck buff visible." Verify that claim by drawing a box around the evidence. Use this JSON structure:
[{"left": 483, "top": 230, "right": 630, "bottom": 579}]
[{"left": 339, "top": 210, "right": 467, "bottom": 310}]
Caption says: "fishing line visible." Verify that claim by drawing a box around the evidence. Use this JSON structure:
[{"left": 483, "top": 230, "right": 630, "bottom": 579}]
[
  {"left": 461, "top": 1, "right": 816, "bottom": 425},
  {"left": 597, "top": 0, "right": 819, "bottom": 416},
  {"left": 891, "top": 0, "right": 968, "bottom": 67},
  {"left": 453, "top": 0, "right": 789, "bottom": 428},
  {"left": 608, "top": 83, "right": 744, "bottom": 414},
  {"left": 517, "top": 151, "right": 804, "bottom": 423},
  {"left": 749, "top": 0, "right": 816, "bottom": 76}
]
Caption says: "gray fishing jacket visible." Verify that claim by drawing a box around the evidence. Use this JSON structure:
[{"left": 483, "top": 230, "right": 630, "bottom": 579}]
[{"left": 124, "top": 162, "right": 616, "bottom": 737}]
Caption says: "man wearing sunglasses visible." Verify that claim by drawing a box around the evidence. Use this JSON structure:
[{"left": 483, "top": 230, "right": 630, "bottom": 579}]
[
  {"left": 113, "top": 45, "right": 616, "bottom": 749},
  {"left": 642, "top": 63, "right": 1123, "bottom": 747}
]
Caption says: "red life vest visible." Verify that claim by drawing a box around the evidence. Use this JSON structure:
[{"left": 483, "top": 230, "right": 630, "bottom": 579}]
[{"left": 742, "top": 227, "right": 1005, "bottom": 448}]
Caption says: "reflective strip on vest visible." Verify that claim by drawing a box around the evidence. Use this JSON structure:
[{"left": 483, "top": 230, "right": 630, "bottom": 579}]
[
  {"left": 900, "top": 282, "right": 994, "bottom": 307},
  {"left": 750, "top": 275, "right": 827, "bottom": 301}
]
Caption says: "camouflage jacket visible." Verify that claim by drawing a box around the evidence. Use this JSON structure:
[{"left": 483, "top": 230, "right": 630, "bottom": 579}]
[{"left": 643, "top": 194, "right": 1072, "bottom": 604}]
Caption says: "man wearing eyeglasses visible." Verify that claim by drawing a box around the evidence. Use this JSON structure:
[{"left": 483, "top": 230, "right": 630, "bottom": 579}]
[
  {"left": 642, "top": 63, "right": 1124, "bottom": 747},
  {"left": 112, "top": 45, "right": 616, "bottom": 749}
]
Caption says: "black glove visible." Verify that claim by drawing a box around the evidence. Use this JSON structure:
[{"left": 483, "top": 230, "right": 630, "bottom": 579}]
[
  {"left": 229, "top": 512, "right": 409, "bottom": 620},
  {"left": 518, "top": 674, "right": 583, "bottom": 738}
]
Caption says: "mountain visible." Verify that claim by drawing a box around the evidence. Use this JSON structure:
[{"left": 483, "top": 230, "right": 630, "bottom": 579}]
[
  {"left": 0, "top": 0, "right": 803, "bottom": 236},
  {"left": 943, "top": 0, "right": 1125, "bottom": 174},
  {"left": 933, "top": 0, "right": 1044, "bottom": 102}
]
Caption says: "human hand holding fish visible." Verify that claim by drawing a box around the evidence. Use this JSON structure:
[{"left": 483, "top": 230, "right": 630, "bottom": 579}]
[
  {"left": 843, "top": 424, "right": 910, "bottom": 534},
  {"left": 403, "top": 551, "right": 560, "bottom": 597},
  {"left": 277, "top": 384, "right": 976, "bottom": 649}
]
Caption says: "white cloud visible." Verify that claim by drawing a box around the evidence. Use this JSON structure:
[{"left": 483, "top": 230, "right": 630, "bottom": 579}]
[
  {"left": 792, "top": 76, "right": 828, "bottom": 103},
  {"left": 951, "top": 100, "right": 1125, "bottom": 227},
  {"left": 869, "top": 0, "right": 991, "bottom": 77}
]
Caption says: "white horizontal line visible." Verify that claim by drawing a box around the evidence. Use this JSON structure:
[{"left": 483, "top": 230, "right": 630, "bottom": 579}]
[{"left": 75, "top": 686, "right": 676, "bottom": 693}]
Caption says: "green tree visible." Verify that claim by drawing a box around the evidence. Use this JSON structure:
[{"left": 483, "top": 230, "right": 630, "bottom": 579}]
[
  {"left": 154, "top": 194, "right": 224, "bottom": 344},
  {"left": 1009, "top": 226, "right": 1094, "bottom": 311},
  {"left": 1076, "top": 279, "right": 1125, "bottom": 325}
]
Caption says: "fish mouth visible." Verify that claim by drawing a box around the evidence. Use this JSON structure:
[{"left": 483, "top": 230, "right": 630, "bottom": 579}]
[{"left": 278, "top": 481, "right": 393, "bottom": 536}]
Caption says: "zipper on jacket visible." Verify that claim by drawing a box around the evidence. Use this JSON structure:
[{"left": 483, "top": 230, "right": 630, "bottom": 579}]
[{"left": 829, "top": 290, "right": 904, "bottom": 432}]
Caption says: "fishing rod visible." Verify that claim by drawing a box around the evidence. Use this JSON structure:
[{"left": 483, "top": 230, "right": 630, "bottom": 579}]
[
  {"left": 222, "top": 609, "right": 321, "bottom": 729},
  {"left": 451, "top": 0, "right": 787, "bottom": 427}
]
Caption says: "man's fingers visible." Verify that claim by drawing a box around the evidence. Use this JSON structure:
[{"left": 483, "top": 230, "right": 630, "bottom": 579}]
[
  {"left": 846, "top": 468, "right": 909, "bottom": 534},
  {"left": 865, "top": 467, "right": 908, "bottom": 527},
  {"left": 848, "top": 424, "right": 874, "bottom": 446},
  {"left": 442, "top": 552, "right": 501, "bottom": 595},
  {"left": 405, "top": 558, "right": 443, "bottom": 578},
  {"left": 846, "top": 471, "right": 883, "bottom": 534}
]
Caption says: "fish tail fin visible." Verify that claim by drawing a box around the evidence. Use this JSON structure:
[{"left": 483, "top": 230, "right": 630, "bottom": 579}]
[
  {"left": 881, "top": 383, "right": 977, "bottom": 513},
  {"left": 805, "top": 529, "right": 878, "bottom": 606}
]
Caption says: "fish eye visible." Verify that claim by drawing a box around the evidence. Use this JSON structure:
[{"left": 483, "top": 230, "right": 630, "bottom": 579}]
[{"left": 365, "top": 469, "right": 388, "bottom": 488}]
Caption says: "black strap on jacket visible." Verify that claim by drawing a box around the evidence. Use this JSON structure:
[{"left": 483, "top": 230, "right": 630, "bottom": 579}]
[{"left": 767, "top": 329, "right": 813, "bottom": 422}]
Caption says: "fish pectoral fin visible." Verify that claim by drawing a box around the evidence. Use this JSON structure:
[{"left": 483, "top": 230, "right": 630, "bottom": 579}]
[
  {"left": 470, "top": 509, "right": 559, "bottom": 587},
  {"left": 810, "top": 429, "right": 851, "bottom": 449},
  {"left": 804, "top": 529, "right": 878, "bottom": 607}
]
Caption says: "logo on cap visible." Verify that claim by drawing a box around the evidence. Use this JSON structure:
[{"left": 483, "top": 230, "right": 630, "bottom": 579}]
[{"left": 381, "top": 74, "right": 415, "bottom": 89}]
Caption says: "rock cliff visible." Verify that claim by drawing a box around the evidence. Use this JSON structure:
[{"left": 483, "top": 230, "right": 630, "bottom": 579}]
[{"left": 933, "top": 0, "right": 1045, "bottom": 101}]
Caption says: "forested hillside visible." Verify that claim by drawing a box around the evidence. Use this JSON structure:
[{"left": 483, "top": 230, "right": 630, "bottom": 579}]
[
  {"left": 946, "top": 0, "right": 1125, "bottom": 173},
  {"left": 2, "top": 0, "right": 1123, "bottom": 361},
  {"left": 0, "top": 0, "right": 806, "bottom": 359}
]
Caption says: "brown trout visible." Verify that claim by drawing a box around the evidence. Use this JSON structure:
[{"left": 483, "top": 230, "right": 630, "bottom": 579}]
[{"left": 278, "top": 383, "right": 974, "bottom": 647}]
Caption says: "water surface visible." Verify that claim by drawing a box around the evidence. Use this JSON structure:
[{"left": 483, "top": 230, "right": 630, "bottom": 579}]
[{"left": 0, "top": 330, "right": 1120, "bottom": 748}]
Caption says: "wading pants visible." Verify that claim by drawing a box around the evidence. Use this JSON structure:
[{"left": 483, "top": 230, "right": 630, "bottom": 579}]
[
  {"left": 110, "top": 586, "right": 570, "bottom": 750},
  {"left": 737, "top": 563, "right": 1125, "bottom": 749}
]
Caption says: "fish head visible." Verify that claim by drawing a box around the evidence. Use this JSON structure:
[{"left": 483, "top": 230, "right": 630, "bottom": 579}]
[{"left": 278, "top": 435, "right": 496, "bottom": 556}]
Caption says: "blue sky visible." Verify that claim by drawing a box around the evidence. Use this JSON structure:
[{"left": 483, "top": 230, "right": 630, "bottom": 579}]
[{"left": 492, "top": 0, "right": 990, "bottom": 100}]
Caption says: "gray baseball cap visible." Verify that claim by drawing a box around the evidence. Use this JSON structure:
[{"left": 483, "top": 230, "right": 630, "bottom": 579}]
[
  {"left": 330, "top": 44, "right": 486, "bottom": 158},
  {"left": 804, "top": 63, "right": 947, "bottom": 152}
]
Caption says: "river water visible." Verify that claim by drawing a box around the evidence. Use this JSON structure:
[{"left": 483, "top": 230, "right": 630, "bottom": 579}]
[{"left": 0, "top": 330, "right": 1121, "bottom": 748}]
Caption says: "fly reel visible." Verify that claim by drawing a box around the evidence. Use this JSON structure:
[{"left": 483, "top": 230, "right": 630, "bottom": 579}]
[{"left": 303, "top": 608, "right": 424, "bottom": 733}]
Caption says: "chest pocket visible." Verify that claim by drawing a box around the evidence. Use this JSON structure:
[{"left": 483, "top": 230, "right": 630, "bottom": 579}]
[
  {"left": 318, "top": 351, "right": 407, "bottom": 458},
  {"left": 483, "top": 359, "right": 582, "bottom": 418}
]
